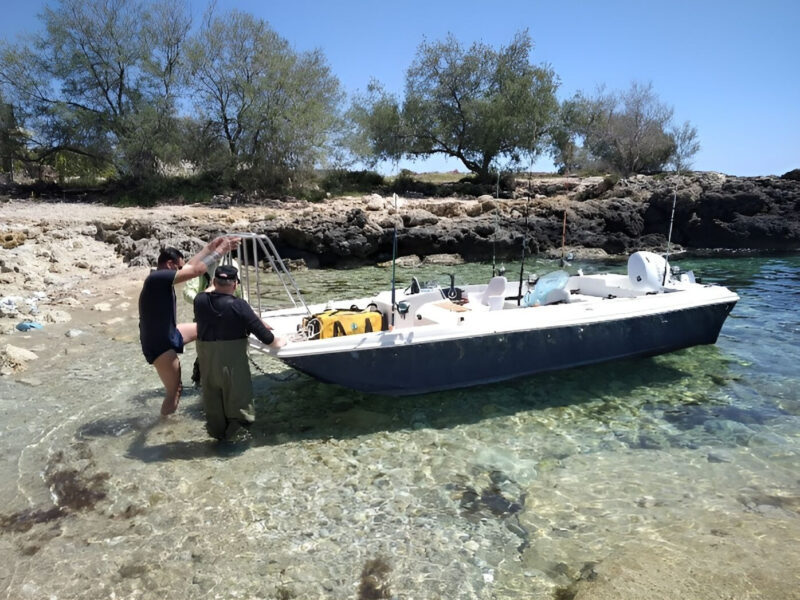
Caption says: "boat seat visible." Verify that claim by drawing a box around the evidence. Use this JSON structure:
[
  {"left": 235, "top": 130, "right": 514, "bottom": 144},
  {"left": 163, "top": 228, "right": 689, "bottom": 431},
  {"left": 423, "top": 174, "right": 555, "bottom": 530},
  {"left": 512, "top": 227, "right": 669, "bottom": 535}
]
[
  {"left": 524, "top": 270, "right": 570, "bottom": 307},
  {"left": 543, "top": 287, "right": 571, "bottom": 305},
  {"left": 480, "top": 276, "right": 508, "bottom": 306}
]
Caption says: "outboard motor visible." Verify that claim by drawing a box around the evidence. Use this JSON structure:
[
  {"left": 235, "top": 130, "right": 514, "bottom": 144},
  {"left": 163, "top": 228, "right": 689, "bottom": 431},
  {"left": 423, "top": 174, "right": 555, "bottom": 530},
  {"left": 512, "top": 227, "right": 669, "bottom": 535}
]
[{"left": 627, "top": 251, "right": 669, "bottom": 292}]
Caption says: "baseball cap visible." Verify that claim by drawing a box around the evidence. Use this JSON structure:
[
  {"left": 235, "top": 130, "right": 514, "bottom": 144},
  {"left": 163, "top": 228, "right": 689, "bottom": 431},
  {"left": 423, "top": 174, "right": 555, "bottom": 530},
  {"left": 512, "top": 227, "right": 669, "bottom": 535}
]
[{"left": 214, "top": 264, "right": 240, "bottom": 282}]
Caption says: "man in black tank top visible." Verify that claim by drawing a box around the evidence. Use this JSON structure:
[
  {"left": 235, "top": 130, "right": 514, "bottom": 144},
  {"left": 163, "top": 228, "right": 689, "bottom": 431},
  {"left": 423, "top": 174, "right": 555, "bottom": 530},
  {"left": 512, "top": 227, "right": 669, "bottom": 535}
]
[
  {"left": 194, "top": 265, "right": 286, "bottom": 441},
  {"left": 138, "top": 236, "right": 240, "bottom": 416}
]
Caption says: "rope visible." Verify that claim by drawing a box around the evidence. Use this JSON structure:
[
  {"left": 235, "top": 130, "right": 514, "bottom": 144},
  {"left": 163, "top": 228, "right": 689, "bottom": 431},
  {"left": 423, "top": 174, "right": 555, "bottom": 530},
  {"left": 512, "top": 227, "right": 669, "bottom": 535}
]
[{"left": 247, "top": 354, "right": 302, "bottom": 382}]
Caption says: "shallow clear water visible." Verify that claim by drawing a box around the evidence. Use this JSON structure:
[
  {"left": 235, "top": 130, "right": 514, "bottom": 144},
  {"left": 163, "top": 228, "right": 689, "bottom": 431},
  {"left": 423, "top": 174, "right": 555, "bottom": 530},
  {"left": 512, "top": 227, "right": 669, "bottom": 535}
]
[{"left": 1, "top": 254, "right": 799, "bottom": 599}]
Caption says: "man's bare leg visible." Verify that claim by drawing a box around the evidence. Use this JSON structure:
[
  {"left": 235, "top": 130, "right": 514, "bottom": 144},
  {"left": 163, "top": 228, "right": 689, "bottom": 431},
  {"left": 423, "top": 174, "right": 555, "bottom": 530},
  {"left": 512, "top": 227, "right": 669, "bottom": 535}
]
[
  {"left": 178, "top": 322, "right": 200, "bottom": 386},
  {"left": 154, "top": 350, "right": 182, "bottom": 416},
  {"left": 178, "top": 322, "right": 197, "bottom": 344}
]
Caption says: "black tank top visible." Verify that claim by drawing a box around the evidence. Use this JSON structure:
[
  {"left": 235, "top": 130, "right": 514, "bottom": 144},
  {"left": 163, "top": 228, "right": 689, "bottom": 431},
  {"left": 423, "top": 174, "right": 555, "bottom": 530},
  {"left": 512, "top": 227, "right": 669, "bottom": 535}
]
[{"left": 194, "top": 292, "right": 274, "bottom": 345}]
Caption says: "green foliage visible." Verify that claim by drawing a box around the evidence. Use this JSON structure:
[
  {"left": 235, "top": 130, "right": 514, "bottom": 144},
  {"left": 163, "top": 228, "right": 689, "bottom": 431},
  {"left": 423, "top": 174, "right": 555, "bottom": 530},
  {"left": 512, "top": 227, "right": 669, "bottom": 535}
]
[
  {"left": 49, "top": 150, "right": 116, "bottom": 184},
  {"left": 548, "top": 96, "right": 593, "bottom": 174},
  {"left": 110, "top": 173, "right": 224, "bottom": 207},
  {"left": 321, "top": 169, "right": 385, "bottom": 195},
  {"left": 410, "top": 171, "right": 465, "bottom": 184},
  {"left": 386, "top": 169, "right": 512, "bottom": 198},
  {"left": 349, "top": 30, "right": 559, "bottom": 181},
  {"left": 0, "top": 1, "right": 343, "bottom": 194},
  {"left": 668, "top": 121, "right": 700, "bottom": 173},
  {"left": 187, "top": 10, "right": 344, "bottom": 191},
  {"left": 298, "top": 187, "right": 328, "bottom": 203},
  {"left": 1, "top": 5, "right": 704, "bottom": 195},
  {"left": 0, "top": 0, "right": 191, "bottom": 180},
  {"left": 603, "top": 173, "right": 620, "bottom": 187},
  {"left": 585, "top": 82, "right": 676, "bottom": 174},
  {"left": 388, "top": 171, "right": 438, "bottom": 196},
  {"left": 552, "top": 82, "right": 697, "bottom": 176},
  {"left": 0, "top": 99, "right": 23, "bottom": 176}
]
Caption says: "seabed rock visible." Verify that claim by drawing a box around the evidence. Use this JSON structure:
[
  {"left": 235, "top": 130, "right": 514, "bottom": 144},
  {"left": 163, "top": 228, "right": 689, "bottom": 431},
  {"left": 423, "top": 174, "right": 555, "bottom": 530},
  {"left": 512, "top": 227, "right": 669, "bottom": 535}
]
[{"left": 1, "top": 344, "right": 39, "bottom": 374}]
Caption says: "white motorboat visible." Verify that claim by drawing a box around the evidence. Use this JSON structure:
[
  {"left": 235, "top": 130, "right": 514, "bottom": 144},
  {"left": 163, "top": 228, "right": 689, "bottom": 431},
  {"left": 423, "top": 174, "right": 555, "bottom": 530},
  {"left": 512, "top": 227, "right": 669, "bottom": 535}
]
[{"left": 232, "top": 235, "right": 739, "bottom": 396}]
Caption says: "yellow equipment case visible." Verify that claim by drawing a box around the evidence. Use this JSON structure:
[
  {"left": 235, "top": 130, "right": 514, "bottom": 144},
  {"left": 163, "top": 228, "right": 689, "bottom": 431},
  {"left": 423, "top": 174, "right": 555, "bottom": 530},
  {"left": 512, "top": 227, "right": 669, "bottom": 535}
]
[{"left": 303, "top": 306, "right": 385, "bottom": 340}]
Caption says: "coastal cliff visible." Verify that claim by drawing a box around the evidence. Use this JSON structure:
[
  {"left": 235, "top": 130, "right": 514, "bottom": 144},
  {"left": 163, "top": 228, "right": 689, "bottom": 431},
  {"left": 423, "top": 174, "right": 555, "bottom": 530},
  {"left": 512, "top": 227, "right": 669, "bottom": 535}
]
[
  {"left": 88, "top": 171, "right": 800, "bottom": 267},
  {"left": 3, "top": 172, "right": 799, "bottom": 272}
]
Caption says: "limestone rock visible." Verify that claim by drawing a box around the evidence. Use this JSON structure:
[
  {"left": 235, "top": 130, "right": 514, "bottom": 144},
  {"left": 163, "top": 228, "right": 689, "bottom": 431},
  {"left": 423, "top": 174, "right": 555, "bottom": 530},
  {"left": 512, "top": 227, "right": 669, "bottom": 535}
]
[
  {"left": 422, "top": 253, "right": 464, "bottom": 266},
  {"left": 401, "top": 209, "right": 439, "bottom": 227},
  {"left": 2, "top": 344, "right": 39, "bottom": 371},
  {"left": 41, "top": 309, "right": 72, "bottom": 323},
  {"left": 377, "top": 255, "right": 421, "bottom": 268},
  {"left": 364, "top": 194, "right": 385, "bottom": 211},
  {"left": 1, "top": 231, "right": 26, "bottom": 249}
]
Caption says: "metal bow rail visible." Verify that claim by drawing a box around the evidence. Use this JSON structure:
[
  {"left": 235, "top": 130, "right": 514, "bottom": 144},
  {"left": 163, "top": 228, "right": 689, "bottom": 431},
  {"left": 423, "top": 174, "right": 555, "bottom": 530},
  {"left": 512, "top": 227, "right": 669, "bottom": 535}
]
[{"left": 225, "top": 232, "right": 310, "bottom": 317}]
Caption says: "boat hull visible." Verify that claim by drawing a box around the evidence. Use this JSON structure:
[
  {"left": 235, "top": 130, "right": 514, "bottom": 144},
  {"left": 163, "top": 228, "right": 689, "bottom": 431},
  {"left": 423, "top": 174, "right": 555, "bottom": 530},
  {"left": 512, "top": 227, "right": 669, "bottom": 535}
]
[{"left": 278, "top": 299, "right": 737, "bottom": 396}]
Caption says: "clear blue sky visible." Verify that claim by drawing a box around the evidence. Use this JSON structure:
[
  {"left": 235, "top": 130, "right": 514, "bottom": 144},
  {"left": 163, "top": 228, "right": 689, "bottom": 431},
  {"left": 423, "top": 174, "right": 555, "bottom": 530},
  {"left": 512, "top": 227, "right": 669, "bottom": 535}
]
[{"left": 2, "top": 0, "right": 798, "bottom": 176}]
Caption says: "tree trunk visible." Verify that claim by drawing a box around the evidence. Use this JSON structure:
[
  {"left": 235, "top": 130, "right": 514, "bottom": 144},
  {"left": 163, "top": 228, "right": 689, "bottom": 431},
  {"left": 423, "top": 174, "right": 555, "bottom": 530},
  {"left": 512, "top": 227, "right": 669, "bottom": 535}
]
[{"left": 0, "top": 103, "right": 16, "bottom": 180}]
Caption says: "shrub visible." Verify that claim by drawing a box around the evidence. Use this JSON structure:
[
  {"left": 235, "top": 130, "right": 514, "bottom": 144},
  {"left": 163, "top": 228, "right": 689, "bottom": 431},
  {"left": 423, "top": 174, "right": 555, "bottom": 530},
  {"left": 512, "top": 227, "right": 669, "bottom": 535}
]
[{"left": 321, "top": 169, "right": 385, "bottom": 194}]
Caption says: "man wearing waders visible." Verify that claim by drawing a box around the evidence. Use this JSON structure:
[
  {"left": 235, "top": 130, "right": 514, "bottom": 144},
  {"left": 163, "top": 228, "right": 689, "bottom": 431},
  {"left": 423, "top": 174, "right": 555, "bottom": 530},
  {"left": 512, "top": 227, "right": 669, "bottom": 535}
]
[
  {"left": 193, "top": 265, "right": 285, "bottom": 441},
  {"left": 183, "top": 257, "right": 242, "bottom": 386}
]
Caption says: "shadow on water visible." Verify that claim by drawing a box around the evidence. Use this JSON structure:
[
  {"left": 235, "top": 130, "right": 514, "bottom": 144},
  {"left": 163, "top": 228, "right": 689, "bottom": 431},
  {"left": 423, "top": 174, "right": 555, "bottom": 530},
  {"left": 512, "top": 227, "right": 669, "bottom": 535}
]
[
  {"left": 127, "top": 426, "right": 221, "bottom": 462},
  {"left": 77, "top": 412, "right": 223, "bottom": 463},
  {"left": 127, "top": 389, "right": 164, "bottom": 407},
  {"left": 78, "top": 415, "right": 155, "bottom": 438},
  {"left": 77, "top": 387, "right": 207, "bottom": 440},
  {"left": 114, "top": 348, "right": 737, "bottom": 463}
]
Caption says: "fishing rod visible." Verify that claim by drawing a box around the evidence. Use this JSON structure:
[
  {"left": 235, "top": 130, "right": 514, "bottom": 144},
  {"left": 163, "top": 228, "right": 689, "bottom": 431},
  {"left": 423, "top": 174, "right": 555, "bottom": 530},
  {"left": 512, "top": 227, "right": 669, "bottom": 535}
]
[
  {"left": 390, "top": 193, "right": 399, "bottom": 328},
  {"left": 559, "top": 209, "right": 568, "bottom": 267},
  {"left": 517, "top": 170, "right": 532, "bottom": 305},
  {"left": 662, "top": 183, "right": 678, "bottom": 285},
  {"left": 492, "top": 172, "right": 499, "bottom": 276}
]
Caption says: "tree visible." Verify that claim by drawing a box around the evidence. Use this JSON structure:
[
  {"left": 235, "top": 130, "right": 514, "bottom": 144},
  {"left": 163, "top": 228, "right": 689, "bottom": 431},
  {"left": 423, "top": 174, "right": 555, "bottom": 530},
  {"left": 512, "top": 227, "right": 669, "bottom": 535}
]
[
  {"left": 561, "top": 82, "right": 694, "bottom": 175},
  {"left": 187, "top": 10, "right": 343, "bottom": 188},
  {"left": 0, "top": 97, "right": 24, "bottom": 180},
  {"left": 586, "top": 82, "right": 675, "bottom": 175},
  {"left": 667, "top": 121, "right": 700, "bottom": 172},
  {"left": 350, "top": 30, "right": 559, "bottom": 181},
  {"left": 0, "top": 0, "right": 191, "bottom": 181},
  {"left": 548, "top": 96, "right": 592, "bottom": 174}
]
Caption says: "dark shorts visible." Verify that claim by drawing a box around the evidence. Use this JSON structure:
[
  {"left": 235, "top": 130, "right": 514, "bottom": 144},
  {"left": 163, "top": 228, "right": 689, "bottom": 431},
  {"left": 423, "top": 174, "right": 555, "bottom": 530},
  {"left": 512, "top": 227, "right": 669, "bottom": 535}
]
[{"left": 142, "top": 328, "right": 184, "bottom": 364}]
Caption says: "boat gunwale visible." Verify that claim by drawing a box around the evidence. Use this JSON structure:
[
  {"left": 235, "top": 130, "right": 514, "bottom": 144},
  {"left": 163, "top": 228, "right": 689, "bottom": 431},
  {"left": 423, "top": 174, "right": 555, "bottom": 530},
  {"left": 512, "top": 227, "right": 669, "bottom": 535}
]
[{"left": 252, "top": 286, "right": 739, "bottom": 358}]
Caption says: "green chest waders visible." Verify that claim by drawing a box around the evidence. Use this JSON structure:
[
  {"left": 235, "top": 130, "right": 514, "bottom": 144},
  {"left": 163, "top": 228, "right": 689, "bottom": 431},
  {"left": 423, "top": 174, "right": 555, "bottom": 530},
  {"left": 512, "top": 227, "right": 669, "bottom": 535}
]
[{"left": 196, "top": 338, "right": 255, "bottom": 440}]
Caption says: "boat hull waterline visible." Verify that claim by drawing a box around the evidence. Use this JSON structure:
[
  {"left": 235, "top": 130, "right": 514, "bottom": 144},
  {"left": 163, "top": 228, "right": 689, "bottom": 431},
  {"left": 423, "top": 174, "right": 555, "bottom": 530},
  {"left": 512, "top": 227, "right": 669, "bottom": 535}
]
[
  {"left": 247, "top": 250, "right": 739, "bottom": 396},
  {"left": 274, "top": 300, "right": 736, "bottom": 396}
]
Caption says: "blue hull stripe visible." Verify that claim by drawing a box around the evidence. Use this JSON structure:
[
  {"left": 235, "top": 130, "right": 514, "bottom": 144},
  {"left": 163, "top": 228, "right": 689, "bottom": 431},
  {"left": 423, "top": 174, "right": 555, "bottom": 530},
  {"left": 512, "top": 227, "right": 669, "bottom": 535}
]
[{"left": 281, "top": 301, "right": 737, "bottom": 396}]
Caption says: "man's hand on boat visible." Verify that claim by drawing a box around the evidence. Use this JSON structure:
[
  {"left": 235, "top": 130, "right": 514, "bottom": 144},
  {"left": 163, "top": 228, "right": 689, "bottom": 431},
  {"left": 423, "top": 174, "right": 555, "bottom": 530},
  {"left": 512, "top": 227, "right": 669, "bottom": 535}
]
[
  {"left": 258, "top": 320, "right": 286, "bottom": 350},
  {"left": 269, "top": 336, "right": 287, "bottom": 350}
]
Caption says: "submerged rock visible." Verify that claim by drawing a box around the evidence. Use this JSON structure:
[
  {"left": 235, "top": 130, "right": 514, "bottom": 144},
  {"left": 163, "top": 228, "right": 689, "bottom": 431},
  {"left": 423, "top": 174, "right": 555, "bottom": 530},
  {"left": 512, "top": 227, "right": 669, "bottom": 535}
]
[
  {"left": 422, "top": 253, "right": 464, "bottom": 266},
  {"left": 1, "top": 344, "right": 39, "bottom": 374}
]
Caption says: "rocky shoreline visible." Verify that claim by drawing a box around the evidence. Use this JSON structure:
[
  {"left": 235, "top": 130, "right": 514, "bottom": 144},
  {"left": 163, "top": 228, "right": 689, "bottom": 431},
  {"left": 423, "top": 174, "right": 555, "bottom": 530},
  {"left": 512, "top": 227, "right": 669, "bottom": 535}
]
[
  {"left": 4, "top": 172, "right": 800, "bottom": 269},
  {"left": 92, "top": 171, "right": 800, "bottom": 267},
  {"left": 1, "top": 171, "right": 798, "bottom": 371}
]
